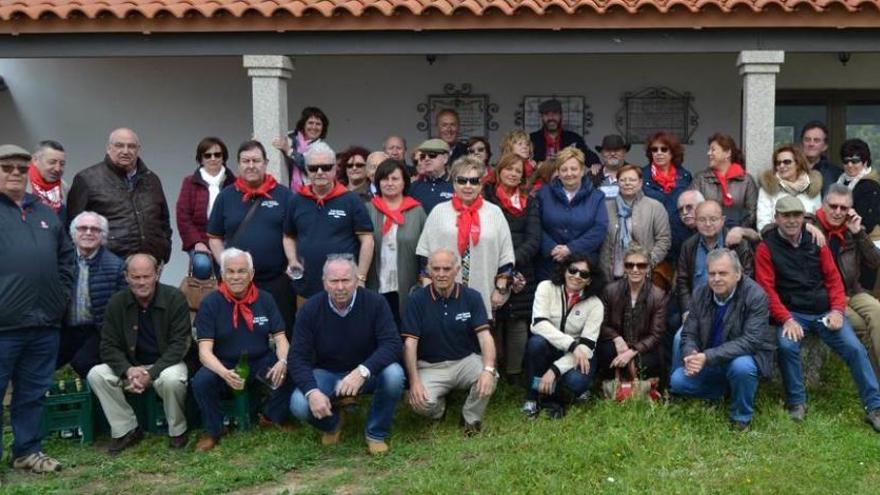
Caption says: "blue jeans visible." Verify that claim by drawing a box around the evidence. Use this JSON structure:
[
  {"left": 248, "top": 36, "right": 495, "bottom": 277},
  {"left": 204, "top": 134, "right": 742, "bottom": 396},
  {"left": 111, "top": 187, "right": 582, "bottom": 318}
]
[
  {"left": 777, "top": 311, "right": 880, "bottom": 411},
  {"left": 524, "top": 334, "right": 594, "bottom": 401},
  {"left": 190, "top": 251, "right": 214, "bottom": 280},
  {"left": 670, "top": 355, "right": 759, "bottom": 423},
  {"left": 671, "top": 326, "right": 684, "bottom": 372},
  {"left": 0, "top": 327, "right": 61, "bottom": 459},
  {"left": 192, "top": 353, "right": 293, "bottom": 438},
  {"left": 289, "top": 363, "right": 405, "bottom": 442}
]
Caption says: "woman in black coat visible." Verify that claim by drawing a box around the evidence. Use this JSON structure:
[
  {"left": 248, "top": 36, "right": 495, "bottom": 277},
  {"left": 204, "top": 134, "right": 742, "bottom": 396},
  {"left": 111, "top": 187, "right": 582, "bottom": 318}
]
[{"left": 484, "top": 153, "right": 542, "bottom": 382}]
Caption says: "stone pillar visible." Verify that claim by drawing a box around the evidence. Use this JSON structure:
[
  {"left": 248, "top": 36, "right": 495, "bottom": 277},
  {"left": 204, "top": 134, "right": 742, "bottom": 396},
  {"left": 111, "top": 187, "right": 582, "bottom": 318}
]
[
  {"left": 243, "top": 55, "right": 294, "bottom": 183},
  {"left": 737, "top": 50, "right": 785, "bottom": 177}
]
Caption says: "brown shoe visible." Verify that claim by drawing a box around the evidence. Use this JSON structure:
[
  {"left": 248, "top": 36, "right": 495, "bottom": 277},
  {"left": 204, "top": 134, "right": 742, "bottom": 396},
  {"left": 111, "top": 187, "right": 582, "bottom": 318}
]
[
  {"left": 107, "top": 427, "right": 144, "bottom": 456},
  {"left": 195, "top": 433, "right": 219, "bottom": 452},
  {"left": 169, "top": 431, "right": 189, "bottom": 449},
  {"left": 321, "top": 424, "right": 342, "bottom": 446},
  {"left": 366, "top": 439, "right": 389, "bottom": 455},
  {"left": 258, "top": 414, "right": 295, "bottom": 432}
]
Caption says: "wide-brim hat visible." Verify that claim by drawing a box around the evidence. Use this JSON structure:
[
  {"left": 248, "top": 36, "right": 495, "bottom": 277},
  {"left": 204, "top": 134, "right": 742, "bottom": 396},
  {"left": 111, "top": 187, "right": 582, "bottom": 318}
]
[{"left": 595, "top": 134, "right": 631, "bottom": 153}]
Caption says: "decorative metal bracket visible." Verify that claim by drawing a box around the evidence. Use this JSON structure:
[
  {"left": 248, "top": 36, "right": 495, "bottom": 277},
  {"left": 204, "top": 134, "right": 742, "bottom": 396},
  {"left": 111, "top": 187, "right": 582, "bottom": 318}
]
[
  {"left": 515, "top": 96, "right": 593, "bottom": 137},
  {"left": 417, "top": 84, "right": 499, "bottom": 139},
  {"left": 615, "top": 86, "right": 699, "bottom": 144}
]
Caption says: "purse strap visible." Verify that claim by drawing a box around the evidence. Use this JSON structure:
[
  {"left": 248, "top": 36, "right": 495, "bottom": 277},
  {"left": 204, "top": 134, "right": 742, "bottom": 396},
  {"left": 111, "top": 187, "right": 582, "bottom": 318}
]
[{"left": 227, "top": 198, "right": 262, "bottom": 247}]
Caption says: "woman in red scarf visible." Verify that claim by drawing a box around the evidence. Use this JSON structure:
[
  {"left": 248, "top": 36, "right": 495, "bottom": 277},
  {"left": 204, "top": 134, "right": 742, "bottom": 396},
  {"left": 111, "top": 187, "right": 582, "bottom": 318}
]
[
  {"left": 483, "top": 154, "right": 542, "bottom": 382},
  {"left": 416, "top": 156, "right": 516, "bottom": 320},
  {"left": 192, "top": 248, "right": 293, "bottom": 452},
  {"left": 691, "top": 133, "right": 759, "bottom": 229},
  {"left": 364, "top": 159, "right": 427, "bottom": 322}
]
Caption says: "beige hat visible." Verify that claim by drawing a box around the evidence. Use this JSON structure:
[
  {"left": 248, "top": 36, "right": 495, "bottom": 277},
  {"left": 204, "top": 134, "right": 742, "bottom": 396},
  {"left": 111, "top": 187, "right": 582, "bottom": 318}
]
[
  {"left": 775, "top": 195, "right": 805, "bottom": 214},
  {"left": 0, "top": 144, "right": 31, "bottom": 162},
  {"left": 417, "top": 139, "right": 450, "bottom": 154}
]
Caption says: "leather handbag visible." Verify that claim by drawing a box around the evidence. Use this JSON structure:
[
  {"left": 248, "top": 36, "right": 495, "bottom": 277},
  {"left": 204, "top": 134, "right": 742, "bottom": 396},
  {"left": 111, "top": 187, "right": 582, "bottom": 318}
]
[
  {"left": 179, "top": 256, "right": 217, "bottom": 311},
  {"left": 601, "top": 361, "right": 661, "bottom": 402}
]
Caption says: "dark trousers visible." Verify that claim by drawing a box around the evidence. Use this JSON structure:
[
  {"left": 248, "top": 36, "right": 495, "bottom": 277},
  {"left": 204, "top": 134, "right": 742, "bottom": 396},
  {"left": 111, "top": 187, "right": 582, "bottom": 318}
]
[
  {"left": 256, "top": 273, "right": 297, "bottom": 339},
  {"left": 191, "top": 352, "right": 293, "bottom": 438},
  {"left": 593, "top": 339, "right": 664, "bottom": 382},
  {"left": 56, "top": 324, "right": 101, "bottom": 378},
  {"left": 0, "top": 327, "right": 60, "bottom": 459},
  {"left": 524, "top": 334, "right": 595, "bottom": 402},
  {"left": 382, "top": 292, "right": 401, "bottom": 326}
]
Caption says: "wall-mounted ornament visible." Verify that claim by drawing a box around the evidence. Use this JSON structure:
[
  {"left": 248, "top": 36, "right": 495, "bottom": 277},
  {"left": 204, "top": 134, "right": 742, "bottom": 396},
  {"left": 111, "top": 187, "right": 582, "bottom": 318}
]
[
  {"left": 417, "top": 84, "right": 499, "bottom": 139},
  {"left": 615, "top": 87, "right": 699, "bottom": 144},
  {"left": 515, "top": 96, "right": 593, "bottom": 137}
]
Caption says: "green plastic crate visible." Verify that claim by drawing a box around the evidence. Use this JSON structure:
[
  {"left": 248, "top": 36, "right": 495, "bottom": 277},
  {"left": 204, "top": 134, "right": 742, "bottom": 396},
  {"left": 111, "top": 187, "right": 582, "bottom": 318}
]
[{"left": 40, "top": 379, "right": 94, "bottom": 444}]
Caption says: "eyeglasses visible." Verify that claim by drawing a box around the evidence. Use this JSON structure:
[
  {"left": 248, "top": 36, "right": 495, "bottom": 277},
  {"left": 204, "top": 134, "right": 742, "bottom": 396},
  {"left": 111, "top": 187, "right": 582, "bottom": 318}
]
[
  {"left": 75, "top": 225, "right": 102, "bottom": 234},
  {"left": 423, "top": 152, "right": 442, "bottom": 159},
  {"left": 346, "top": 162, "right": 366, "bottom": 169},
  {"left": 0, "top": 164, "right": 29, "bottom": 174},
  {"left": 624, "top": 262, "right": 649, "bottom": 271},
  {"left": 826, "top": 203, "right": 850, "bottom": 212},
  {"left": 843, "top": 156, "right": 863, "bottom": 165},
  {"left": 306, "top": 164, "right": 334, "bottom": 174},
  {"left": 455, "top": 176, "right": 481, "bottom": 186},
  {"left": 775, "top": 159, "right": 794, "bottom": 167},
  {"left": 566, "top": 267, "right": 592, "bottom": 279},
  {"left": 469, "top": 146, "right": 486, "bottom": 154},
  {"left": 202, "top": 152, "right": 223, "bottom": 160},
  {"left": 650, "top": 146, "right": 669, "bottom": 154}
]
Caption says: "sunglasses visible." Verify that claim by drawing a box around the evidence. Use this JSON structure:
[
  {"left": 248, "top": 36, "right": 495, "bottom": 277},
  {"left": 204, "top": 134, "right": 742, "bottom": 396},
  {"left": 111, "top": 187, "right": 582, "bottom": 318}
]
[
  {"left": 75, "top": 225, "right": 102, "bottom": 234},
  {"left": 843, "top": 156, "right": 863, "bottom": 165},
  {"left": 202, "top": 152, "right": 223, "bottom": 160},
  {"left": 826, "top": 203, "right": 850, "bottom": 212},
  {"left": 346, "top": 162, "right": 366, "bottom": 169},
  {"left": 0, "top": 164, "right": 29, "bottom": 174},
  {"left": 650, "top": 146, "right": 669, "bottom": 154},
  {"left": 306, "top": 164, "right": 334, "bottom": 174},
  {"left": 775, "top": 159, "right": 794, "bottom": 167},
  {"left": 423, "top": 152, "right": 442, "bottom": 159},
  {"left": 469, "top": 147, "right": 486, "bottom": 153},
  {"left": 567, "top": 267, "right": 592, "bottom": 279},
  {"left": 624, "top": 262, "right": 649, "bottom": 271},
  {"left": 455, "top": 176, "right": 481, "bottom": 186}
]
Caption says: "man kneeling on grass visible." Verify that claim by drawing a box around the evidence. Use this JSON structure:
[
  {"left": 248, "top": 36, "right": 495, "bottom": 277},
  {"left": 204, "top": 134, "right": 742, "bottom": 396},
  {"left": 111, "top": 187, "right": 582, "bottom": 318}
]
[
  {"left": 670, "top": 248, "right": 776, "bottom": 431},
  {"left": 289, "top": 255, "right": 404, "bottom": 455},
  {"left": 402, "top": 249, "right": 498, "bottom": 435}
]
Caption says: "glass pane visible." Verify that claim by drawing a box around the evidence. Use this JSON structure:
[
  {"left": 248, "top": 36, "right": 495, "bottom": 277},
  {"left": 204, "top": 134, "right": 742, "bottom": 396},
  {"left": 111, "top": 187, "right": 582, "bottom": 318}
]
[
  {"left": 846, "top": 105, "right": 880, "bottom": 156},
  {"left": 775, "top": 104, "right": 826, "bottom": 148}
]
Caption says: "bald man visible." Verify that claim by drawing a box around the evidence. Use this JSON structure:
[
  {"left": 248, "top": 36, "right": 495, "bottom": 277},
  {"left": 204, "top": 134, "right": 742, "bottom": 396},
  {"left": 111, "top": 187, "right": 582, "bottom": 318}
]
[{"left": 68, "top": 128, "right": 172, "bottom": 263}]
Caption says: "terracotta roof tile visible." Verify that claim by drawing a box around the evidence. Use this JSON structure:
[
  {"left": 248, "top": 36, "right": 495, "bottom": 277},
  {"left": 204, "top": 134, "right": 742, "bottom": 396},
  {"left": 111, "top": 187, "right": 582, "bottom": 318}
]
[{"left": 1, "top": 0, "right": 879, "bottom": 30}]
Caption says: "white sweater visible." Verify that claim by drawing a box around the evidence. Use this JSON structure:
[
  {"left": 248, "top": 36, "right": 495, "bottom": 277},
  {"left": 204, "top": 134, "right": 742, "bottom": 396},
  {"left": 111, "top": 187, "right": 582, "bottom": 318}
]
[{"left": 531, "top": 280, "right": 604, "bottom": 376}]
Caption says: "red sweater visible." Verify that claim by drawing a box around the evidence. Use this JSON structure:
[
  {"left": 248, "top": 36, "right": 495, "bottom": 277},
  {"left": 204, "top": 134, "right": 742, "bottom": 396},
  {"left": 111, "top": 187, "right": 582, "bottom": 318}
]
[
  {"left": 175, "top": 168, "right": 235, "bottom": 251},
  {"left": 754, "top": 241, "right": 847, "bottom": 324}
]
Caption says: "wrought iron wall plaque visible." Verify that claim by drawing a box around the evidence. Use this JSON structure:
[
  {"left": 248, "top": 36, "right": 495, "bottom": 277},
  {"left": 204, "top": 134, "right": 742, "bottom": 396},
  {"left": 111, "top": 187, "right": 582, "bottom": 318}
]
[
  {"left": 515, "top": 96, "right": 593, "bottom": 137},
  {"left": 417, "top": 84, "right": 498, "bottom": 139},
  {"left": 615, "top": 87, "right": 699, "bottom": 144}
]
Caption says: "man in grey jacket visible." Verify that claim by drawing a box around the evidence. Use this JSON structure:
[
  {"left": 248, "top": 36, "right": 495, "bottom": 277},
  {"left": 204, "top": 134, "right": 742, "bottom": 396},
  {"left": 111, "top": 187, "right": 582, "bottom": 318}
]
[{"left": 669, "top": 248, "right": 775, "bottom": 430}]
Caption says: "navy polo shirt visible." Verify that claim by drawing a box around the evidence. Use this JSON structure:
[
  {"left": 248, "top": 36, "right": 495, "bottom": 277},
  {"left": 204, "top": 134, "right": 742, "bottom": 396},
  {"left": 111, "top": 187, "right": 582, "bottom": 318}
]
[
  {"left": 136, "top": 305, "right": 160, "bottom": 365},
  {"left": 195, "top": 289, "right": 285, "bottom": 363},
  {"left": 207, "top": 185, "right": 293, "bottom": 283},
  {"left": 401, "top": 284, "right": 489, "bottom": 363},
  {"left": 283, "top": 190, "right": 373, "bottom": 297},
  {"left": 409, "top": 175, "right": 454, "bottom": 214}
]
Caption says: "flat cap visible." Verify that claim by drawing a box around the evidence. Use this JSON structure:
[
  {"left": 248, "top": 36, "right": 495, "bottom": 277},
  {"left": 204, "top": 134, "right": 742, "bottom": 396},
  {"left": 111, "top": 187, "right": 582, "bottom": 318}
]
[{"left": 0, "top": 144, "right": 31, "bottom": 161}]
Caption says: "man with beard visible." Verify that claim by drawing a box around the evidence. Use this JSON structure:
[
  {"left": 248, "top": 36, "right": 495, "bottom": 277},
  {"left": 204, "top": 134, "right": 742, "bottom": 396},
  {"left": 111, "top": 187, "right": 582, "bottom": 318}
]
[
  {"left": 593, "top": 134, "right": 632, "bottom": 198},
  {"left": 529, "top": 99, "right": 601, "bottom": 167}
]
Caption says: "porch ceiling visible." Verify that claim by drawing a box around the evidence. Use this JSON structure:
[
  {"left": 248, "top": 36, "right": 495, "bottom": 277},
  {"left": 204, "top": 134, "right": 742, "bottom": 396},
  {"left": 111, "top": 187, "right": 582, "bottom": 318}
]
[{"left": 1, "top": 0, "right": 880, "bottom": 34}]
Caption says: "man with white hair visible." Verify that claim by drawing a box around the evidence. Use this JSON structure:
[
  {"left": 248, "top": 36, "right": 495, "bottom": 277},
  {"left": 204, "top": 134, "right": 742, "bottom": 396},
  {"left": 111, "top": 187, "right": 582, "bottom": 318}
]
[
  {"left": 57, "top": 211, "right": 127, "bottom": 377},
  {"left": 27, "top": 140, "right": 68, "bottom": 216},
  {"left": 289, "top": 256, "right": 404, "bottom": 455},
  {"left": 67, "top": 128, "right": 172, "bottom": 263},
  {"left": 284, "top": 142, "right": 374, "bottom": 303}
]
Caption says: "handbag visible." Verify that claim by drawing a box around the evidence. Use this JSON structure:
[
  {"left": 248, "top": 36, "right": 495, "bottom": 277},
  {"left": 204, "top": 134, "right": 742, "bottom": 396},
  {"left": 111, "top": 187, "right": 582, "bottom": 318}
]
[
  {"left": 179, "top": 255, "right": 218, "bottom": 311},
  {"left": 601, "top": 361, "right": 661, "bottom": 402}
]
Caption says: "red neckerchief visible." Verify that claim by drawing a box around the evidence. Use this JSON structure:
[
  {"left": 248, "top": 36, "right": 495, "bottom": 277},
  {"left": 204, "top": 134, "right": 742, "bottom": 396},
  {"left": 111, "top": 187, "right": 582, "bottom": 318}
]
[
  {"left": 713, "top": 162, "right": 745, "bottom": 207},
  {"left": 543, "top": 128, "right": 561, "bottom": 157},
  {"left": 370, "top": 196, "right": 421, "bottom": 234},
  {"left": 234, "top": 175, "right": 277, "bottom": 202},
  {"left": 565, "top": 288, "right": 584, "bottom": 310},
  {"left": 651, "top": 163, "right": 677, "bottom": 194},
  {"left": 494, "top": 185, "right": 528, "bottom": 218},
  {"left": 452, "top": 194, "right": 483, "bottom": 255},
  {"left": 816, "top": 208, "right": 848, "bottom": 244},
  {"left": 218, "top": 281, "right": 259, "bottom": 332},
  {"left": 27, "top": 163, "right": 63, "bottom": 213},
  {"left": 297, "top": 181, "right": 347, "bottom": 207},
  {"left": 523, "top": 158, "right": 536, "bottom": 179},
  {"left": 481, "top": 169, "right": 496, "bottom": 186}
]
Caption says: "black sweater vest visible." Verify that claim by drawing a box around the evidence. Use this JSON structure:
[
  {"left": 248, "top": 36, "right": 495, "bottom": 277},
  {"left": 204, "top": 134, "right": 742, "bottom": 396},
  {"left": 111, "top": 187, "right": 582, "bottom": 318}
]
[{"left": 763, "top": 228, "right": 830, "bottom": 314}]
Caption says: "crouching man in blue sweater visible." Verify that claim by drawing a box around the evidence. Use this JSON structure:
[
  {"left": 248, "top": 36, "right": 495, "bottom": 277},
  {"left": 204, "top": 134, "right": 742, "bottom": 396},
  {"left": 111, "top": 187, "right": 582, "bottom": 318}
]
[{"left": 289, "top": 255, "right": 404, "bottom": 455}]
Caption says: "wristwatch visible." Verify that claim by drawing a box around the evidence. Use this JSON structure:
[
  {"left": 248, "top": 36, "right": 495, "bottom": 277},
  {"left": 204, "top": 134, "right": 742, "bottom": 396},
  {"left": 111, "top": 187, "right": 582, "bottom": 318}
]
[
  {"left": 357, "top": 364, "right": 371, "bottom": 379},
  {"left": 483, "top": 366, "right": 500, "bottom": 379}
]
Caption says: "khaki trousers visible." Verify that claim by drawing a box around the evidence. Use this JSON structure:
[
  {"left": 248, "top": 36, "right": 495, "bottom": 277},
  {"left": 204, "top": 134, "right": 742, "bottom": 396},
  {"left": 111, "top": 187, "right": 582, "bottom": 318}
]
[
  {"left": 847, "top": 292, "right": 880, "bottom": 376},
  {"left": 87, "top": 362, "right": 188, "bottom": 438},
  {"left": 413, "top": 353, "right": 490, "bottom": 424}
]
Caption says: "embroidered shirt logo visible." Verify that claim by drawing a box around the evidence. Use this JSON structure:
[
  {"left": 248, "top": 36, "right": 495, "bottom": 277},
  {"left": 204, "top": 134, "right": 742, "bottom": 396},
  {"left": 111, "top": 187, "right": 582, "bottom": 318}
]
[
  {"left": 440, "top": 192, "right": 454, "bottom": 199},
  {"left": 253, "top": 315, "right": 269, "bottom": 326},
  {"left": 328, "top": 209, "right": 347, "bottom": 219},
  {"left": 40, "top": 220, "right": 49, "bottom": 229},
  {"left": 454, "top": 312, "right": 471, "bottom": 322},
  {"left": 261, "top": 200, "right": 280, "bottom": 208}
]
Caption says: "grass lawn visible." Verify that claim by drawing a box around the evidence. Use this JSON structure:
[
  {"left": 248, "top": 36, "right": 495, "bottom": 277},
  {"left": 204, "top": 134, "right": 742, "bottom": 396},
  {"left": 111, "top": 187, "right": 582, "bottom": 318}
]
[{"left": 3, "top": 357, "right": 880, "bottom": 495}]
